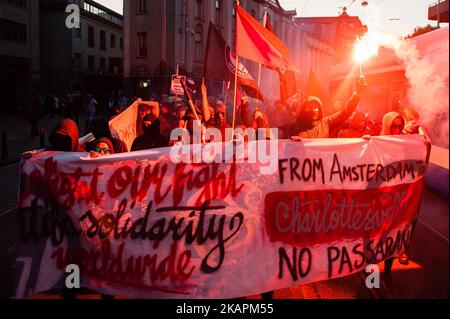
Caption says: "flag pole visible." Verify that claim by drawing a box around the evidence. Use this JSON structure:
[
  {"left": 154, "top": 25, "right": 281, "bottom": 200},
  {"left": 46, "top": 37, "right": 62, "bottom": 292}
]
[
  {"left": 224, "top": 81, "right": 230, "bottom": 113},
  {"left": 232, "top": 0, "right": 240, "bottom": 130},
  {"left": 256, "top": 11, "right": 267, "bottom": 110}
]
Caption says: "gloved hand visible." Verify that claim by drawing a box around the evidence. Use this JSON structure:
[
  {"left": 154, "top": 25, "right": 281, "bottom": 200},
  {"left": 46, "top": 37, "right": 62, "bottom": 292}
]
[{"left": 290, "top": 136, "right": 303, "bottom": 142}]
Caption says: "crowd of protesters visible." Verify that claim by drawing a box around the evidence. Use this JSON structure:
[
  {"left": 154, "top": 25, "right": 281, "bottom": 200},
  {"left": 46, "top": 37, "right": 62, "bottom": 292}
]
[
  {"left": 25, "top": 76, "right": 430, "bottom": 161},
  {"left": 25, "top": 91, "right": 137, "bottom": 138},
  {"left": 23, "top": 77, "right": 430, "bottom": 299}
]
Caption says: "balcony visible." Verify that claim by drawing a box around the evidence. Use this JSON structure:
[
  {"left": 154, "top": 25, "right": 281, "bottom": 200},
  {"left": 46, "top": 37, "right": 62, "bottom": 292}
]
[{"left": 429, "top": 0, "right": 449, "bottom": 23}]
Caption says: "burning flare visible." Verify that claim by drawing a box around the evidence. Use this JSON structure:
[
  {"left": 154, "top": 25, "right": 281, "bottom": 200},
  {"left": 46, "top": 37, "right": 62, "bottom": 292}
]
[{"left": 354, "top": 31, "right": 395, "bottom": 63}]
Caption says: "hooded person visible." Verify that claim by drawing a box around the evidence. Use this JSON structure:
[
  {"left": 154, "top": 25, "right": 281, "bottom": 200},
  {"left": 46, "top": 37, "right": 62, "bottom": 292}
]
[
  {"left": 137, "top": 102, "right": 172, "bottom": 139},
  {"left": 131, "top": 113, "right": 169, "bottom": 151},
  {"left": 240, "top": 96, "right": 272, "bottom": 140},
  {"left": 87, "top": 118, "right": 128, "bottom": 153},
  {"left": 88, "top": 137, "right": 115, "bottom": 158},
  {"left": 380, "top": 112, "right": 405, "bottom": 136},
  {"left": 380, "top": 111, "right": 415, "bottom": 268},
  {"left": 44, "top": 118, "right": 85, "bottom": 300},
  {"left": 48, "top": 118, "right": 84, "bottom": 152},
  {"left": 290, "top": 77, "right": 367, "bottom": 140},
  {"left": 338, "top": 112, "right": 371, "bottom": 138},
  {"left": 399, "top": 106, "right": 428, "bottom": 137},
  {"left": 181, "top": 107, "right": 206, "bottom": 144},
  {"left": 210, "top": 105, "right": 230, "bottom": 139}
]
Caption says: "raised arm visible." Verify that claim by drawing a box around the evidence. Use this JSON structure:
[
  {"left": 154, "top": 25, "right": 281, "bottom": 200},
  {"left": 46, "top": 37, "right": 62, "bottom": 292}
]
[
  {"left": 201, "top": 79, "right": 211, "bottom": 123},
  {"left": 326, "top": 77, "right": 367, "bottom": 131},
  {"left": 240, "top": 96, "right": 252, "bottom": 128}
]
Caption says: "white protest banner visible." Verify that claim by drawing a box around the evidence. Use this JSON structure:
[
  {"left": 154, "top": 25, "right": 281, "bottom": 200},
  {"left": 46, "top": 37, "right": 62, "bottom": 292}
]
[
  {"left": 109, "top": 99, "right": 162, "bottom": 151},
  {"left": 109, "top": 99, "right": 139, "bottom": 151},
  {"left": 171, "top": 75, "right": 186, "bottom": 96},
  {"left": 16, "top": 136, "right": 429, "bottom": 299}
]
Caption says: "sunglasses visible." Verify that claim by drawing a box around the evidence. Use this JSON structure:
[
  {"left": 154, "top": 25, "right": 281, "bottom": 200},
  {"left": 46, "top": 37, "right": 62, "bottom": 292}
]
[{"left": 94, "top": 147, "right": 111, "bottom": 153}]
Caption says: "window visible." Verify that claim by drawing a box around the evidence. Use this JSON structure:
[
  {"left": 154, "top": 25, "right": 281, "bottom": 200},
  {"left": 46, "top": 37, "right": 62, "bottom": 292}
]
[
  {"left": 109, "top": 57, "right": 122, "bottom": 74},
  {"left": 100, "top": 30, "right": 106, "bottom": 50},
  {"left": 195, "top": 0, "right": 203, "bottom": 18},
  {"left": 100, "top": 58, "right": 106, "bottom": 71},
  {"left": 138, "top": 32, "right": 147, "bottom": 57},
  {"left": 88, "top": 26, "right": 95, "bottom": 48},
  {"left": 88, "top": 55, "right": 95, "bottom": 71},
  {"left": 111, "top": 34, "right": 116, "bottom": 48},
  {"left": 83, "top": 1, "right": 123, "bottom": 26},
  {"left": 0, "top": 0, "right": 26, "bottom": 9},
  {"left": 74, "top": 53, "right": 82, "bottom": 70},
  {"left": 120, "top": 37, "right": 123, "bottom": 50},
  {"left": 74, "top": 25, "right": 82, "bottom": 38},
  {"left": 215, "top": 0, "right": 223, "bottom": 27},
  {"left": 138, "top": 0, "right": 147, "bottom": 14},
  {"left": 195, "top": 24, "right": 203, "bottom": 61},
  {"left": 0, "top": 18, "right": 26, "bottom": 43}
]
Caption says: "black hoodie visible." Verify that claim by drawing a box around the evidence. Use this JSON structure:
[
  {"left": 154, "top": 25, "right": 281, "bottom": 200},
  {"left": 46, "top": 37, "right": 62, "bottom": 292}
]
[
  {"left": 131, "top": 118, "right": 169, "bottom": 151},
  {"left": 289, "top": 95, "right": 360, "bottom": 139},
  {"left": 87, "top": 118, "right": 128, "bottom": 153},
  {"left": 48, "top": 118, "right": 85, "bottom": 152}
]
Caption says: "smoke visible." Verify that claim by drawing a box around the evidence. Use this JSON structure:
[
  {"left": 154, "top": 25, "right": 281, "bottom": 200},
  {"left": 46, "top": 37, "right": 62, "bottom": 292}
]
[
  {"left": 356, "top": 24, "right": 449, "bottom": 147},
  {"left": 393, "top": 35, "right": 449, "bottom": 148}
]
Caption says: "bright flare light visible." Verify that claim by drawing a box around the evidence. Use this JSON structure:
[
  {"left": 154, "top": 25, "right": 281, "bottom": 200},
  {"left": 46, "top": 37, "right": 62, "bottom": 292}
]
[{"left": 354, "top": 31, "right": 393, "bottom": 63}]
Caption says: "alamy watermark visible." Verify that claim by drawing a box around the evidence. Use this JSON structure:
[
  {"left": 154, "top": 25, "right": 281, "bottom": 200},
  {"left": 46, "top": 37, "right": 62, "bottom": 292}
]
[
  {"left": 65, "top": 4, "right": 80, "bottom": 29},
  {"left": 65, "top": 264, "right": 80, "bottom": 289},
  {"left": 169, "top": 122, "right": 279, "bottom": 175},
  {"left": 365, "top": 264, "right": 380, "bottom": 289}
]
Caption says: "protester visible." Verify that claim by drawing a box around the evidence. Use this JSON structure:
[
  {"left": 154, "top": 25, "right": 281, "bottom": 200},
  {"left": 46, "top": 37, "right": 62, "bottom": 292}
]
[
  {"left": 136, "top": 103, "right": 151, "bottom": 137},
  {"left": 338, "top": 112, "right": 372, "bottom": 138},
  {"left": 87, "top": 118, "right": 128, "bottom": 154},
  {"left": 400, "top": 106, "right": 428, "bottom": 137},
  {"left": 290, "top": 77, "right": 367, "bottom": 140},
  {"left": 182, "top": 110, "right": 206, "bottom": 144},
  {"left": 270, "top": 100, "right": 292, "bottom": 130},
  {"left": 85, "top": 94, "right": 98, "bottom": 125},
  {"left": 106, "top": 93, "right": 116, "bottom": 116},
  {"left": 240, "top": 96, "right": 271, "bottom": 140},
  {"left": 131, "top": 113, "right": 169, "bottom": 151},
  {"left": 380, "top": 112, "right": 405, "bottom": 135},
  {"left": 379, "top": 111, "right": 409, "bottom": 264},
  {"left": 367, "top": 119, "right": 382, "bottom": 136},
  {"left": 176, "top": 105, "right": 188, "bottom": 128},
  {"left": 136, "top": 101, "right": 172, "bottom": 138},
  {"left": 88, "top": 137, "right": 115, "bottom": 158},
  {"left": 48, "top": 118, "right": 85, "bottom": 152},
  {"left": 201, "top": 83, "right": 230, "bottom": 139},
  {"left": 211, "top": 104, "right": 231, "bottom": 139}
]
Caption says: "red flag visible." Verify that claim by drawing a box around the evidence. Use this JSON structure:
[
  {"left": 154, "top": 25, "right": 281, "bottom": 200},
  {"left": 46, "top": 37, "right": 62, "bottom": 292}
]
[
  {"left": 204, "top": 22, "right": 263, "bottom": 101},
  {"left": 279, "top": 69, "right": 297, "bottom": 104},
  {"left": 236, "top": 5, "right": 299, "bottom": 72},
  {"left": 262, "top": 13, "right": 298, "bottom": 104},
  {"left": 306, "top": 69, "right": 327, "bottom": 107}
]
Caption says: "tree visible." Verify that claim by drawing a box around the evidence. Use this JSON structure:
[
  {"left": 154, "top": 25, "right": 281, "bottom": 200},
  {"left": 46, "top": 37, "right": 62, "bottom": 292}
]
[{"left": 405, "top": 24, "right": 440, "bottom": 39}]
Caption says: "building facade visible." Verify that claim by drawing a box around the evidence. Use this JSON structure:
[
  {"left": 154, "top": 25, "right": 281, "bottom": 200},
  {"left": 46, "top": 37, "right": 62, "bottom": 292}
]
[
  {"left": 0, "top": 0, "right": 40, "bottom": 112},
  {"left": 296, "top": 7, "right": 367, "bottom": 64},
  {"left": 123, "top": 0, "right": 334, "bottom": 103},
  {"left": 39, "top": 0, "right": 124, "bottom": 99}
]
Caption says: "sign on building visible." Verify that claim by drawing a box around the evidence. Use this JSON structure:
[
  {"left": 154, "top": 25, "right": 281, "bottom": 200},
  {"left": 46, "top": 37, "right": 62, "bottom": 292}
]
[{"left": 170, "top": 75, "right": 186, "bottom": 96}]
